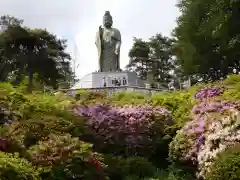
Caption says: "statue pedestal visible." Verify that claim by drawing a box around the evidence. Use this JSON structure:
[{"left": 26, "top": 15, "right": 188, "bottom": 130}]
[{"left": 72, "top": 71, "right": 145, "bottom": 89}]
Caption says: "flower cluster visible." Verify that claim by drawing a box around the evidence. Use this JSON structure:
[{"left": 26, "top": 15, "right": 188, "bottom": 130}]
[
  {"left": 197, "top": 111, "right": 240, "bottom": 178},
  {"left": 73, "top": 103, "right": 175, "bottom": 156},
  {"left": 192, "top": 100, "right": 240, "bottom": 115},
  {"left": 194, "top": 87, "right": 222, "bottom": 101},
  {"left": 170, "top": 86, "right": 240, "bottom": 179}
]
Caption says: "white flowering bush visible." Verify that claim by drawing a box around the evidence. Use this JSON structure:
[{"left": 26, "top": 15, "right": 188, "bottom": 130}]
[
  {"left": 197, "top": 111, "right": 240, "bottom": 178},
  {"left": 169, "top": 86, "right": 240, "bottom": 179},
  {"left": 204, "top": 143, "right": 240, "bottom": 180}
]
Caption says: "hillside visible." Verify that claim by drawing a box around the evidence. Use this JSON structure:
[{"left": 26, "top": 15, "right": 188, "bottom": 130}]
[{"left": 0, "top": 74, "right": 239, "bottom": 180}]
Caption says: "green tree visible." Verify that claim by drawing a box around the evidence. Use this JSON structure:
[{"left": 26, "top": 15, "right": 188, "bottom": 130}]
[
  {"left": 148, "top": 33, "right": 175, "bottom": 87},
  {"left": 126, "top": 34, "right": 175, "bottom": 87},
  {"left": 126, "top": 38, "right": 150, "bottom": 80},
  {"left": 0, "top": 15, "right": 74, "bottom": 91},
  {"left": 174, "top": 0, "right": 240, "bottom": 82}
]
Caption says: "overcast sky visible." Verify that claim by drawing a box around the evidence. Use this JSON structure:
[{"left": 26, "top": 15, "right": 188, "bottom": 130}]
[{"left": 1, "top": 0, "right": 180, "bottom": 78}]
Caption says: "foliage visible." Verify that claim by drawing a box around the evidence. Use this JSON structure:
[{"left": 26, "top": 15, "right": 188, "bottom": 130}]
[
  {"left": 173, "top": 0, "right": 240, "bottom": 81},
  {"left": 0, "top": 83, "right": 110, "bottom": 179},
  {"left": 110, "top": 92, "right": 148, "bottom": 105},
  {"left": 0, "top": 152, "right": 41, "bottom": 180},
  {"left": 126, "top": 38, "right": 150, "bottom": 80},
  {"left": 27, "top": 134, "right": 107, "bottom": 180},
  {"left": 104, "top": 155, "right": 156, "bottom": 180},
  {"left": 144, "top": 167, "right": 194, "bottom": 180},
  {"left": 205, "top": 144, "right": 240, "bottom": 180},
  {"left": 5, "top": 114, "right": 85, "bottom": 151},
  {"left": 223, "top": 74, "right": 240, "bottom": 86},
  {"left": 2, "top": 88, "right": 74, "bottom": 118},
  {"left": 0, "top": 15, "right": 75, "bottom": 91},
  {"left": 220, "top": 74, "right": 240, "bottom": 100},
  {"left": 151, "top": 91, "right": 194, "bottom": 128},
  {"left": 126, "top": 34, "right": 175, "bottom": 86},
  {"left": 0, "top": 75, "right": 240, "bottom": 179},
  {"left": 75, "top": 90, "right": 106, "bottom": 101}
]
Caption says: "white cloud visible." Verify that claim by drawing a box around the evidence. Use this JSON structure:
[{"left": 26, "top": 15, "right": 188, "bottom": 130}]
[{"left": 0, "top": 0, "right": 180, "bottom": 78}]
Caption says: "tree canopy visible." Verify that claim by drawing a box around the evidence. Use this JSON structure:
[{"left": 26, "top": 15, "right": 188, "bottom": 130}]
[
  {"left": 126, "top": 34, "right": 175, "bottom": 88},
  {"left": 173, "top": 0, "right": 240, "bottom": 82},
  {"left": 127, "top": 0, "right": 240, "bottom": 88},
  {"left": 0, "top": 15, "right": 75, "bottom": 91}
]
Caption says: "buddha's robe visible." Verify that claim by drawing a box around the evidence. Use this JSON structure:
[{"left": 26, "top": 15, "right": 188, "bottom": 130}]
[{"left": 95, "top": 26, "right": 121, "bottom": 72}]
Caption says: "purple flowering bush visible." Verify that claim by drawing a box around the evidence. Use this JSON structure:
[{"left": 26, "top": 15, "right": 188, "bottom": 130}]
[
  {"left": 72, "top": 103, "right": 175, "bottom": 157},
  {"left": 194, "top": 86, "right": 222, "bottom": 101},
  {"left": 169, "top": 86, "right": 240, "bottom": 179}
]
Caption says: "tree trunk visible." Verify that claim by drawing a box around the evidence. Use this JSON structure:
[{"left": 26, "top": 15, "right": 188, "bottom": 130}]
[{"left": 27, "top": 71, "right": 33, "bottom": 93}]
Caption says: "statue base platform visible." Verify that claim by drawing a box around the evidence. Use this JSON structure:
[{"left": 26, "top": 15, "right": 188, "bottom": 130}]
[{"left": 72, "top": 71, "right": 145, "bottom": 89}]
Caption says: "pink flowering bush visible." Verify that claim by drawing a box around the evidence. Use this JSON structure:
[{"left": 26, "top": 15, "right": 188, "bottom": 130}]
[
  {"left": 72, "top": 103, "right": 175, "bottom": 157},
  {"left": 169, "top": 86, "right": 240, "bottom": 179}
]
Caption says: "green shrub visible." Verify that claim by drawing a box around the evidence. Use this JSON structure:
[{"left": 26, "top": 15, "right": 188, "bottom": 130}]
[
  {"left": 205, "top": 144, "right": 240, "bottom": 180},
  {"left": 140, "top": 167, "right": 194, "bottom": 180},
  {"left": 111, "top": 92, "right": 148, "bottom": 105},
  {"left": 104, "top": 155, "right": 156, "bottom": 180},
  {"left": 75, "top": 90, "right": 106, "bottom": 101},
  {"left": 0, "top": 152, "right": 41, "bottom": 180},
  {"left": 27, "top": 134, "right": 91, "bottom": 166},
  {"left": 5, "top": 113, "right": 86, "bottom": 150},
  {"left": 221, "top": 85, "right": 240, "bottom": 100},
  {"left": 219, "top": 74, "right": 240, "bottom": 101},
  {"left": 23, "top": 93, "right": 74, "bottom": 114},
  {"left": 0, "top": 75, "right": 239, "bottom": 180},
  {"left": 223, "top": 74, "right": 240, "bottom": 86},
  {"left": 151, "top": 91, "right": 194, "bottom": 128},
  {"left": 0, "top": 83, "right": 15, "bottom": 98},
  {"left": 27, "top": 134, "right": 107, "bottom": 180},
  {"left": 1, "top": 89, "right": 75, "bottom": 120}
]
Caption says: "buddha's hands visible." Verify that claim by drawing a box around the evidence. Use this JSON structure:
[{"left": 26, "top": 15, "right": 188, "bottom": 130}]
[
  {"left": 115, "top": 49, "right": 119, "bottom": 55},
  {"left": 115, "top": 42, "right": 121, "bottom": 55}
]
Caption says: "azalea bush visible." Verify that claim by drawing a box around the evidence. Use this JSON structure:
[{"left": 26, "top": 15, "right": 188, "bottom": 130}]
[
  {"left": 0, "top": 152, "right": 41, "bottom": 180},
  {"left": 1, "top": 112, "right": 86, "bottom": 153},
  {"left": 0, "top": 83, "right": 108, "bottom": 179},
  {"left": 0, "top": 75, "right": 240, "bottom": 180},
  {"left": 194, "top": 86, "right": 222, "bottom": 101},
  {"left": 73, "top": 103, "right": 175, "bottom": 158},
  {"left": 27, "top": 134, "right": 107, "bottom": 180},
  {"left": 205, "top": 144, "right": 240, "bottom": 180},
  {"left": 151, "top": 91, "right": 194, "bottom": 128},
  {"left": 169, "top": 86, "right": 240, "bottom": 179}
]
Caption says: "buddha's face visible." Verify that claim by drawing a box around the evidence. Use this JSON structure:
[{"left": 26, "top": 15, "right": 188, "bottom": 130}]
[{"left": 103, "top": 16, "right": 112, "bottom": 28}]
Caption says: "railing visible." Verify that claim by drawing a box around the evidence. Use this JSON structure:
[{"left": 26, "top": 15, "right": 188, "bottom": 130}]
[{"left": 59, "top": 86, "right": 167, "bottom": 96}]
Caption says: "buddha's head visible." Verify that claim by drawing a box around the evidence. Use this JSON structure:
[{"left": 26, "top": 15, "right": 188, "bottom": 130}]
[{"left": 103, "top": 11, "right": 113, "bottom": 28}]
